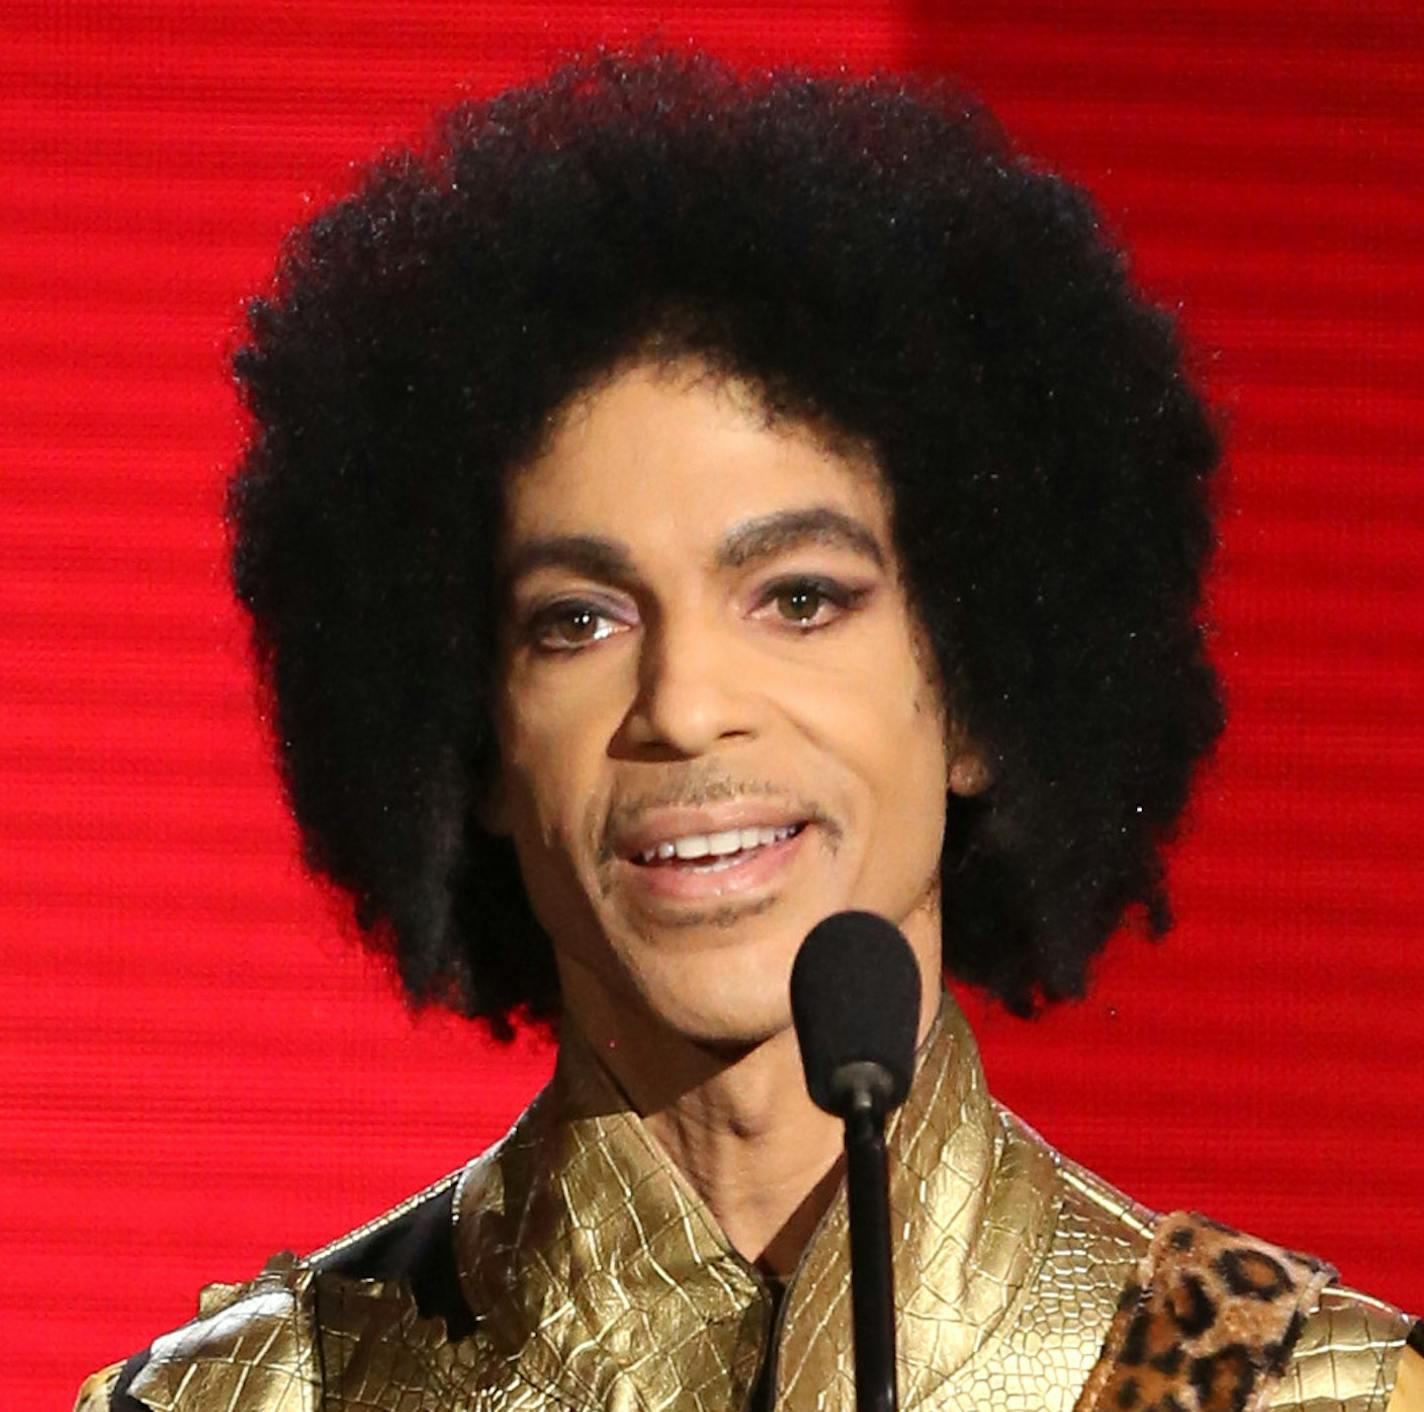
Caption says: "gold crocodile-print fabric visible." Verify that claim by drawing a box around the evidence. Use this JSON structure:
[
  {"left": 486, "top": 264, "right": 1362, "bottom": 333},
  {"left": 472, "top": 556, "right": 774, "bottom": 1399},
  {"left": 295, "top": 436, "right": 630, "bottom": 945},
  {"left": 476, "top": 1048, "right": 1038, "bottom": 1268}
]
[
  {"left": 442, "top": 1002, "right": 1152, "bottom": 1411},
  {"left": 81, "top": 991, "right": 1417, "bottom": 1412},
  {"left": 125, "top": 1256, "right": 320, "bottom": 1411},
  {"left": 1271, "top": 1286, "right": 1415, "bottom": 1411},
  {"left": 770, "top": 1092, "right": 1151, "bottom": 1408},
  {"left": 449, "top": 1045, "right": 772, "bottom": 1410}
]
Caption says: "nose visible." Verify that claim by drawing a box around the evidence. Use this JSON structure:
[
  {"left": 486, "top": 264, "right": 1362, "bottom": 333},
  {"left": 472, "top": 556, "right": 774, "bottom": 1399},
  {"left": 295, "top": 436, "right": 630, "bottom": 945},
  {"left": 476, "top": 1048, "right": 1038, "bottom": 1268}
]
[{"left": 616, "top": 608, "right": 755, "bottom": 758}]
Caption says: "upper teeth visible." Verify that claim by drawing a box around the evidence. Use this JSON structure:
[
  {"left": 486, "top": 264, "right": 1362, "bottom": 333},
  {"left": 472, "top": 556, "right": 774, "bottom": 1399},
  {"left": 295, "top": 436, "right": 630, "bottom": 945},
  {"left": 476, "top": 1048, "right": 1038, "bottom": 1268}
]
[{"left": 637, "top": 824, "right": 797, "bottom": 863}]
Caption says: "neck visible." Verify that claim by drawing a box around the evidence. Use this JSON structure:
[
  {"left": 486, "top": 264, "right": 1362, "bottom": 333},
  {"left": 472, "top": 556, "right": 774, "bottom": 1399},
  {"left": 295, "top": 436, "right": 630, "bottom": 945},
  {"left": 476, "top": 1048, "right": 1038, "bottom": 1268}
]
[
  {"left": 562, "top": 986, "right": 846, "bottom": 1276},
  {"left": 639, "top": 1026, "right": 847, "bottom": 1277},
  {"left": 560, "top": 959, "right": 942, "bottom": 1277}
]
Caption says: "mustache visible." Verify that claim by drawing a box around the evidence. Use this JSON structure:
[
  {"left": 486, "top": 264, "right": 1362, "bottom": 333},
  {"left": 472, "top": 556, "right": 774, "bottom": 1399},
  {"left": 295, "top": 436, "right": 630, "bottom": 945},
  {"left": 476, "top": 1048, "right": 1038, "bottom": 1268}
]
[{"left": 597, "top": 774, "right": 842, "bottom": 862}]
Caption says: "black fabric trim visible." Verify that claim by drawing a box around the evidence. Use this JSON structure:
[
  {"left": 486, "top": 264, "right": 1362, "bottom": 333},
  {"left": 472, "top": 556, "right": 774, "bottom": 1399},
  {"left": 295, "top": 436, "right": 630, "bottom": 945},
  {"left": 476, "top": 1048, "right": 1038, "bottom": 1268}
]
[
  {"left": 747, "top": 1280, "right": 787, "bottom": 1412},
  {"left": 312, "top": 1183, "right": 475, "bottom": 1340},
  {"left": 1408, "top": 1318, "right": 1424, "bottom": 1357},
  {"left": 109, "top": 1346, "right": 153, "bottom": 1412}
]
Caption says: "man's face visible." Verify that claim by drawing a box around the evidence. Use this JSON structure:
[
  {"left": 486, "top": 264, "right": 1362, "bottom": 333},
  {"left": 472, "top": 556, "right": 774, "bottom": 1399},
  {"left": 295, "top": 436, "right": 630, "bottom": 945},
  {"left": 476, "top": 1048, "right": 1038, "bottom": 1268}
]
[{"left": 488, "top": 359, "right": 975, "bottom": 1050}]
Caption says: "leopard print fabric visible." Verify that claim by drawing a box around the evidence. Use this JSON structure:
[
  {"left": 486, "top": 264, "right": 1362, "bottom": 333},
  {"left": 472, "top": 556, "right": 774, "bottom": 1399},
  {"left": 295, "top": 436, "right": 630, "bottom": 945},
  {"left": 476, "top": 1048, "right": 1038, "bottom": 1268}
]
[{"left": 1074, "top": 1212, "right": 1336, "bottom": 1412}]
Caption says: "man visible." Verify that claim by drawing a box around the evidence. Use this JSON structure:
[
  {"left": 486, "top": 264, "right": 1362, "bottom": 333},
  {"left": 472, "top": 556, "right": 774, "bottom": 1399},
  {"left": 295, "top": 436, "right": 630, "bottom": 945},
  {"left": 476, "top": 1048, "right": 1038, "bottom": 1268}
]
[{"left": 78, "top": 48, "right": 1420, "bottom": 1411}]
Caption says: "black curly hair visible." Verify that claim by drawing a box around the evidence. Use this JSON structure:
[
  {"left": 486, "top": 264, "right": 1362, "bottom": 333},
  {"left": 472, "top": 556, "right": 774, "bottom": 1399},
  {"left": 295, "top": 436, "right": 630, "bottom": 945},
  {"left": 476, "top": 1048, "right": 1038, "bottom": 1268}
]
[{"left": 228, "top": 47, "right": 1223, "bottom": 1036}]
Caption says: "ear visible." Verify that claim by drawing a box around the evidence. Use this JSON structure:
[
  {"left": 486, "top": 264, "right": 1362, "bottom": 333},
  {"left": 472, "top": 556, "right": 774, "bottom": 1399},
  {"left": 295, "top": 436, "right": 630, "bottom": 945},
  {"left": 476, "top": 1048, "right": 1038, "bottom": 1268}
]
[{"left": 947, "top": 742, "right": 992, "bottom": 798}]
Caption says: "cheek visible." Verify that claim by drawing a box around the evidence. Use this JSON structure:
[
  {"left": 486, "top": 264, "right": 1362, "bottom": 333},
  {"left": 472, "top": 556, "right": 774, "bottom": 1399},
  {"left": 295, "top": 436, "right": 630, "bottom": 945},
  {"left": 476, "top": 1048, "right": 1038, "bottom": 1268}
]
[
  {"left": 497, "top": 671, "right": 622, "bottom": 842},
  {"left": 494, "top": 701, "right": 613, "bottom": 943},
  {"left": 793, "top": 676, "right": 947, "bottom": 928},
  {"left": 877, "top": 691, "right": 950, "bottom": 814},
  {"left": 815, "top": 651, "right": 949, "bottom": 835},
  {"left": 803, "top": 633, "right": 947, "bottom": 761}
]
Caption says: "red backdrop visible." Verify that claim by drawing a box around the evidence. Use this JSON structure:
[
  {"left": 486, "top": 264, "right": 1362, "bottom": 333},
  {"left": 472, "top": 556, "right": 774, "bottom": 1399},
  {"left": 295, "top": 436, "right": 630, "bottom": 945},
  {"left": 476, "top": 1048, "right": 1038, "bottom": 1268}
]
[{"left": 3, "top": 3, "right": 1421, "bottom": 1406}]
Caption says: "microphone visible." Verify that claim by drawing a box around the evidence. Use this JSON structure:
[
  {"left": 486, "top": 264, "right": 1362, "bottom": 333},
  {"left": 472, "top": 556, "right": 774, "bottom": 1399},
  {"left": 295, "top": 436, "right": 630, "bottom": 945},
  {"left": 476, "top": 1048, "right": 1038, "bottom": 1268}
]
[{"left": 790, "top": 911, "right": 921, "bottom": 1412}]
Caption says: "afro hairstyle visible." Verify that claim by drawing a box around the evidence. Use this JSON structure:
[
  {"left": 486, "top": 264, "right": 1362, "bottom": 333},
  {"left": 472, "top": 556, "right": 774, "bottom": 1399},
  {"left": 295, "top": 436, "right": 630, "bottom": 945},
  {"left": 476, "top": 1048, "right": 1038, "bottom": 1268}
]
[{"left": 228, "top": 47, "right": 1224, "bottom": 1036}]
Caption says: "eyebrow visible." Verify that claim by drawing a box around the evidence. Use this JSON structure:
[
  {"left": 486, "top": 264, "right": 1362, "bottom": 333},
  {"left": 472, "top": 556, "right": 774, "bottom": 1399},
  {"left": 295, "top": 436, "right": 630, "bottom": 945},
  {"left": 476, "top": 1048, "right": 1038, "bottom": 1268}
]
[
  {"left": 717, "top": 507, "right": 886, "bottom": 571},
  {"left": 501, "top": 534, "right": 633, "bottom": 588},
  {"left": 501, "top": 506, "right": 886, "bottom": 588}
]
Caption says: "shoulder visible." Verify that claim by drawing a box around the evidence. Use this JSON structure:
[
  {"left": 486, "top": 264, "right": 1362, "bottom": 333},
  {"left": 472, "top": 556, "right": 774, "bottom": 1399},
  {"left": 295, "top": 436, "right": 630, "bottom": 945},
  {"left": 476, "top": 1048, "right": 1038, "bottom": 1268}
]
[
  {"left": 73, "top": 1170, "right": 470, "bottom": 1412},
  {"left": 1002, "top": 1108, "right": 1420, "bottom": 1412},
  {"left": 80, "top": 1252, "right": 320, "bottom": 1412},
  {"left": 1272, "top": 1283, "right": 1422, "bottom": 1411}
]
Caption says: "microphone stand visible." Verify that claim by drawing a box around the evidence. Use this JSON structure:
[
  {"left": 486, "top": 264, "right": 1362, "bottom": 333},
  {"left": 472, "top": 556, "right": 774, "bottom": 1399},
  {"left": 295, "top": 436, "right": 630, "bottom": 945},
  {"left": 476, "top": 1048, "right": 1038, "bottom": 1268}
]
[{"left": 833, "top": 1062, "right": 899, "bottom": 1412}]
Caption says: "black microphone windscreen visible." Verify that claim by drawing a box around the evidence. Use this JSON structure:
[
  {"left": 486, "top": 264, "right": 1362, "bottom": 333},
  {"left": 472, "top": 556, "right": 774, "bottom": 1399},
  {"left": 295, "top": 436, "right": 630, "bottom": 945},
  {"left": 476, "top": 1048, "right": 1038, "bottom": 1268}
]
[{"left": 790, "top": 910, "right": 921, "bottom": 1115}]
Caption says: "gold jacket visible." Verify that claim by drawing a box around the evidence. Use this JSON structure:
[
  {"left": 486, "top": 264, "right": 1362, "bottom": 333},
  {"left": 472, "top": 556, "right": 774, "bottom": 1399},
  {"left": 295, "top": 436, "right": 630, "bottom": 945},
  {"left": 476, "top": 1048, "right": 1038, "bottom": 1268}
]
[{"left": 78, "top": 1002, "right": 1418, "bottom": 1411}]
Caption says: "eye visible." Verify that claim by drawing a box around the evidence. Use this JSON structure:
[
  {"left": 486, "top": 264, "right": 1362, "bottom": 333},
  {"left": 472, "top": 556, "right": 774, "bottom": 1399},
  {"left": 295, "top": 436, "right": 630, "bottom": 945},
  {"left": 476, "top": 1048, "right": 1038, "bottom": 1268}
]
[
  {"left": 758, "top": 576, "right": 866, "bottom": 630},
  {"left": 526, "top": 601, "right": 624, "bottom": 652}
]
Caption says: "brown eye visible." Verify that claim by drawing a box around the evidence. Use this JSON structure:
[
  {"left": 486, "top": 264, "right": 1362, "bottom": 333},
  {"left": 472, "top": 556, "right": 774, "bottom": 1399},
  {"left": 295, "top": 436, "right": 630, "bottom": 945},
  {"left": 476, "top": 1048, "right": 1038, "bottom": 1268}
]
[
  {"left": 528, "top": 602, "right": 620, "bottom": 652},
  {"left": 555, "top": 608, "right": 599, "bottom": 643},
  {"left": 777, "top": 583, "right": 826, "bottom": 622},
  {"left": 762, "top": 576, "right": 864, "bottom": 630}
]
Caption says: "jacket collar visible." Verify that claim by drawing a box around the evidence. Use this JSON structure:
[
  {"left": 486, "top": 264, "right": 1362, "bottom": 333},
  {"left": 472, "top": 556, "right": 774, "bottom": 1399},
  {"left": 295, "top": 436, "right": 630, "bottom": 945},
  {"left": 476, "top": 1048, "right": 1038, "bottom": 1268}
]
[{"left": 452, "top": 994, "right": 1058, "bottom": 1409}]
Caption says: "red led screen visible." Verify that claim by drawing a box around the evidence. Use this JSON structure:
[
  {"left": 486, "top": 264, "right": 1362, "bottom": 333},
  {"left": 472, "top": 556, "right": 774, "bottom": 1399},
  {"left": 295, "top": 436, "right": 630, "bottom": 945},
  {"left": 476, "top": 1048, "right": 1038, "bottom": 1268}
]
[{"left": 3, "top": 3, "right": 1421, "bottom": 1406}]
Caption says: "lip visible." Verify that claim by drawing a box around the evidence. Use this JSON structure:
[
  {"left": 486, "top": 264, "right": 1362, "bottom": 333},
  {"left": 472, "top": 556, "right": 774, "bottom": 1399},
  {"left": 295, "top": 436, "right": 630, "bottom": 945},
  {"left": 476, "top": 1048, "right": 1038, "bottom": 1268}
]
[
  {"left": 616, "top": 821, "right": 811, "bottom": 903},
  {"left": 612, "top": 805, "right": 810, "bottom": 861}
]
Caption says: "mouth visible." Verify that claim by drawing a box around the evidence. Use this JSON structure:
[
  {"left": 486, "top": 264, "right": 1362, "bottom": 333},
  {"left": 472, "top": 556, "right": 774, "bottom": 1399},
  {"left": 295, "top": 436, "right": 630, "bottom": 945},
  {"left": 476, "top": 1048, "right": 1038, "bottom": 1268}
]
[
  {"left": 617, "top": 820, "right": 811, "bottom": 902},
  {"left": 631, "top": 821, "right": 806, "bottom": 868}
]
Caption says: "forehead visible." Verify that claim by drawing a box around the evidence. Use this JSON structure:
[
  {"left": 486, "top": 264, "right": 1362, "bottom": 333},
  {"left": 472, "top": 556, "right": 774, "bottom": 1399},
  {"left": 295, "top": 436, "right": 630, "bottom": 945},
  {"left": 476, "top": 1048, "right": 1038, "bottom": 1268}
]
[{"left": 500, "top": 360, "right": 893, "bottom": 559}]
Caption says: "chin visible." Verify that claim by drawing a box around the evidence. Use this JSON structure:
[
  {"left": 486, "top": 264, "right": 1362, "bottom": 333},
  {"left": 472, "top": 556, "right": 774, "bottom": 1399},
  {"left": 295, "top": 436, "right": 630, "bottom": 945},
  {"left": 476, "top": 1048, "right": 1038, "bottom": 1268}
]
[
  {"left": 658, "top": 994, "right": 791, "bottom": 1053},
  {"left": 629, "top": 930, "right": 801, "bottom": 1051}
]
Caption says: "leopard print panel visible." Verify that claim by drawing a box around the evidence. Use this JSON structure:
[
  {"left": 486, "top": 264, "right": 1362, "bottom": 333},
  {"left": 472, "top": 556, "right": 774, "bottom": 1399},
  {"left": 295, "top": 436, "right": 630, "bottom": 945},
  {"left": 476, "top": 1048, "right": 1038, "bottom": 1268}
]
[{"left": 1074, "top": 1212, "right": 1336, "bottom": 1412}]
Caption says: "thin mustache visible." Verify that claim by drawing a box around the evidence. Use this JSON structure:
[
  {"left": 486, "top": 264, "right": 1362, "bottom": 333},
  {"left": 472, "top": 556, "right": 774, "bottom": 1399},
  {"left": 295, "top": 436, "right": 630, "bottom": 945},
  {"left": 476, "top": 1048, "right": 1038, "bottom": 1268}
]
[{"left": 598, "top": 778, "right": 842, "bottom": 861}]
